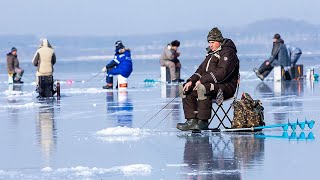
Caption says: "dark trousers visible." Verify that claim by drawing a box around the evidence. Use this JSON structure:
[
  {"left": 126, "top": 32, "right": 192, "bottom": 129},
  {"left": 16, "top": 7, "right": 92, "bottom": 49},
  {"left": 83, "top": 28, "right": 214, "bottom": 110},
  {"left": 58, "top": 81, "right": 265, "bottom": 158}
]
[
  {"left": 182, "top": 83, "right": 235, "bottom": 121},
  {"left": 258, "top": 60, "right": 274, "bottom": 78}
]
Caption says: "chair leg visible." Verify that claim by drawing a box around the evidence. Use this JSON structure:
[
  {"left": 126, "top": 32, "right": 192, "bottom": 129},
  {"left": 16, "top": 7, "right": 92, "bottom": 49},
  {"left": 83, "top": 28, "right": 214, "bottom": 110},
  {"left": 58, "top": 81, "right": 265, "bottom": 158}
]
[
  {"left": 215, "top": 104, "right": 229, "bottom": 129},
  {"left": 220, "top": 105, "right": 233, "bottom": 124},
  {"left": 211, "top": 103, "right": 233, "bottom": 129},
  {"left": 209, "top": 105, "right": 221, "bottom": 125}
]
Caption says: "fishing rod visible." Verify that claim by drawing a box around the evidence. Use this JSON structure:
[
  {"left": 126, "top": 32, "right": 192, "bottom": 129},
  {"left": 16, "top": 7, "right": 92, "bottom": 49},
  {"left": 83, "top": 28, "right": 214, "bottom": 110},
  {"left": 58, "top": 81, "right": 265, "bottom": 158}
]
[
  {"left": 85, "top": 72, "right": 103, "bottom": 82},
  {"left": 141, "top": 90, "right": 183, "bottom": 128},
  {"left": 153, "top": 101, "right": 181, "bottom": 129},
  {"left": 97, "top": 74, "right": 107, "bottom": 82}
]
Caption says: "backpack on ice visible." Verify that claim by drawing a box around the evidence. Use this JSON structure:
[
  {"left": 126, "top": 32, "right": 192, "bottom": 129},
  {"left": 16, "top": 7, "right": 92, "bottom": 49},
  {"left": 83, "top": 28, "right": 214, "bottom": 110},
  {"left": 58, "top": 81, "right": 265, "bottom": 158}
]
[{"left": 231, "top": 93, "right": 265, "bottom": 128}]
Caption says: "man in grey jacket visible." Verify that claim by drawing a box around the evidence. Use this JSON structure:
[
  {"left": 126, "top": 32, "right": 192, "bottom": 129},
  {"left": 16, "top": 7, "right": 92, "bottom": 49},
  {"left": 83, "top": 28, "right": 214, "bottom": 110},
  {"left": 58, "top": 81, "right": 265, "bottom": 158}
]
[
  {"left": 160, "top": 40, "right": 184, "bottom": 83},
  {"left": 7, "top": 47, "right": 24, "bottom": 83},
  {"left": 253, "top": 34, "right": 290, "bottom": 81}
]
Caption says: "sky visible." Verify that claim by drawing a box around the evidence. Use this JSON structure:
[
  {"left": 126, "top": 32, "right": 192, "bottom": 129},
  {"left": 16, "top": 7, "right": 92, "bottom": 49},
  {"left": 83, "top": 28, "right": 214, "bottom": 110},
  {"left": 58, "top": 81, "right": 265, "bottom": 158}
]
[{"left": 0, "top": 0, "right": 319, "bottom": 36}]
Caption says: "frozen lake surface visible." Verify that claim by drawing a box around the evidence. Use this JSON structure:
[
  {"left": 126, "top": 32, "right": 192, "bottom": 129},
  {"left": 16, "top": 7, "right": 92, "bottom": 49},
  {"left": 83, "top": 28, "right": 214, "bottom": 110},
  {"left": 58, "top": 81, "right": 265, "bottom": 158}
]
[{"left": 0, "top": 58, "right": 319, "bottom": 180}]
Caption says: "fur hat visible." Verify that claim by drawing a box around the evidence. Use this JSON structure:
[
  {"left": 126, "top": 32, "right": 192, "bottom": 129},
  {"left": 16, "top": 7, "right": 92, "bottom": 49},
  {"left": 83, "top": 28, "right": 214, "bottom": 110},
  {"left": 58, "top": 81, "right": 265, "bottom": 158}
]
[
  {"left": 207, "top": 27, "right": 224, "bottom": 42},
  {"left": 170, "top": 40, "right": 180, "bottom": 47}
]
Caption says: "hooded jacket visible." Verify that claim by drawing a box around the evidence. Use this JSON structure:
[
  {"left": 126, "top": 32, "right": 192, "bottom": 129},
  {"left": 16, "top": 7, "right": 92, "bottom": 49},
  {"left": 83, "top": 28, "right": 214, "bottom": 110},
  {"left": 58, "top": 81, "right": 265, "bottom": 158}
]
[
  {"left": 188, "top": 39, "right": 240, "bottom": 95},
  {"left": 6, "top": 52, "right": 20, "bottom": 74},
  {"left": 269, "top": 39, "right": 290, "bottom": 67},
  {"left": 160, "top": 44, "right": 180, "bottom": 63},
  {"left": 106, "top": 48, "right": 133, "bottom": 78},
  {"left": 32, "top": 39, "right": 56, "bottom": 76}
]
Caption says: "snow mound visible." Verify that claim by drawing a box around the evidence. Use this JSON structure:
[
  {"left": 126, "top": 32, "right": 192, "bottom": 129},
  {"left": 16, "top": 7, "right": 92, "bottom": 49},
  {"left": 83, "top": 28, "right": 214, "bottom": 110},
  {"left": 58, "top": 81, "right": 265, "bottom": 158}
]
[
  {"left": 41, "top": 167, "right": 53, "bottom": 172},
  {"left": 0, "top": 164, "right": 152, "bottom": 178},
  {"left": 2, "top": 102, "right": 42, "bottom": 109},
  {"left": 56, "top": 164, "right": 152, "bottom": 176},
  {"left": 96, "top": 126, "right": 150, "bottom": 142},
  {"left": 63, "top": 88, "right": 106, "bottom": 94}
]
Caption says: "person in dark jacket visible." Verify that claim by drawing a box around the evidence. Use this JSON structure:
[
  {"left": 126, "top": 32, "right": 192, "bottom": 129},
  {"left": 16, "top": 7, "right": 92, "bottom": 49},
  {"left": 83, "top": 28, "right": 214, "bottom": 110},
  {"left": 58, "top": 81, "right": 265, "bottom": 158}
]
[
  {"left": 253, "top": 34, "right": 290, "bottom": 81},
  {"left": 101, "top": 41, "right": 133, "bottom": 89},
  {"left": 7, "top": 47, "right": 24, "bottom": 83},
  {"left": 177, "top": 27, "right": 240, "bottom": 131},
  {"left": 160, "top": 40, "right": 184, "bottom": 83}
]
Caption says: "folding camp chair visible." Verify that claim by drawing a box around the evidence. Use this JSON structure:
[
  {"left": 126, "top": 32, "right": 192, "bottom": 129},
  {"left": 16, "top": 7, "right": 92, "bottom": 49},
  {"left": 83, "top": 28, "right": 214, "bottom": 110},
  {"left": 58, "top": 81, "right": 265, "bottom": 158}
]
[{"left": 208, "top": 75, "right": 240, "bottom": 129}]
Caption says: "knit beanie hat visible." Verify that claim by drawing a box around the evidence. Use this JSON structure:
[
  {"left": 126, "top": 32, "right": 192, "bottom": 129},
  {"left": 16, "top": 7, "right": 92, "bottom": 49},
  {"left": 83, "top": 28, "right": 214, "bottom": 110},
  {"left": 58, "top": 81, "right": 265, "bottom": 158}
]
[
  {"left": 11, "top": 47, "right": 17, "bottom": 52},
  {"left": 207, "top": 27, "right": 224, "bottom": 42}
]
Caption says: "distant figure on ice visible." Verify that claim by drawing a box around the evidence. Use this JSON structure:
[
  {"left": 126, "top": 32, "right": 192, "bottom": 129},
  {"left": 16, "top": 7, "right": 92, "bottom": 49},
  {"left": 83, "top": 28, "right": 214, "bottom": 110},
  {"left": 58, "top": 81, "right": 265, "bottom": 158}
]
[
  {"left": 160, "top": 40, "right": 184, "bottom": 83},
  {"left": 177, "top": 27, "right": 240, "bottom": 131},
  {"left": 101, "top": 40, "right": 133, "bottom": 89},
  {"left": 280, "top": 39, "right": 302, "bottom": 78},
  {"left": 253, "top": 33, "right": 290, "bottom": 81},
  {"left": 32, "top": 38, "right": 57, "bottom": 97},
  {"left": 7, "top": 47, "right": 24, "bottom": 84}
]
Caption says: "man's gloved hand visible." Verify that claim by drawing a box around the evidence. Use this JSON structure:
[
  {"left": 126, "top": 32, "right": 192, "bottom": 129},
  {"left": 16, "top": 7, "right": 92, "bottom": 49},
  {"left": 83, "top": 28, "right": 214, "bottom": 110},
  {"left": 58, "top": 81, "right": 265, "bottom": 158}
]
[{"left": 101, "top": 67, "right": 107, "bottom": 73}]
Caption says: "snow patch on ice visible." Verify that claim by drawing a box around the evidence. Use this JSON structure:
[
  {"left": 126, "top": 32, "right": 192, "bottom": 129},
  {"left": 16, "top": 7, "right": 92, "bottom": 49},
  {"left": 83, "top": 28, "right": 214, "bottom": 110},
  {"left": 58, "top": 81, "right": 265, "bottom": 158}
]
[
  {"left": 63, "top": 88, "right": 106, "bottom": 94},
  {"left": 2, "top": 102, "right": 42, "bottom": 109},
  {"left": 41, "top": 167, "right": 53, "bottom": 172},
  {"left": 2, "top": 90, "right": 34, "bottom": 97},
  {"left": 96, "top": 127, "right": 178, "bottom": 142},
  {"left": 96, "top": 126, "right": 144, "bottom": 136},
  {"left": 166, "top": 163, "right": 188, "bottom": 167},
  {"left": 96, "top": 126, "right": 150, "bottom": 142},
  {"left": 118, "top": 164, "right": 152, "bottom": 176},
  {"left": 0, "top": 164, "right": 152, "bottom": 178},
  {"left": 56, "top": 164, "right": 152, "bottom": 176}
]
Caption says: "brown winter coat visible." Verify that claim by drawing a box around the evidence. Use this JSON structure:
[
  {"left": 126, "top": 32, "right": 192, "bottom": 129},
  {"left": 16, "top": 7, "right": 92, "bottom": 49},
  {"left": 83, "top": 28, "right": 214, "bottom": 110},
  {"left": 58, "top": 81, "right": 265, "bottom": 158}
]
[
  {"left": 188, "top": 39, "right": 239, "bottom": 99},
  {"left": 6, "top": 53, "right": 20, "bottom": 74}
]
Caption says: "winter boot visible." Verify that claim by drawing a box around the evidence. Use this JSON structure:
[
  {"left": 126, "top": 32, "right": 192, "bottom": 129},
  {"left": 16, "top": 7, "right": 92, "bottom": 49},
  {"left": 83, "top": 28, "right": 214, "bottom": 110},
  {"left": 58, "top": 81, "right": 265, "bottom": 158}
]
[
  {"left": 192, "top": 120, "right": 209, "bottom": 130},
  {"left": 176, "top": 119, "right": 198, "bottom": 131},
  {"left": 102, "top": 84, "right": 113, "bottom": 89},
  {"left": 254, "top": 72, "right": 265, "bottom": 81}
]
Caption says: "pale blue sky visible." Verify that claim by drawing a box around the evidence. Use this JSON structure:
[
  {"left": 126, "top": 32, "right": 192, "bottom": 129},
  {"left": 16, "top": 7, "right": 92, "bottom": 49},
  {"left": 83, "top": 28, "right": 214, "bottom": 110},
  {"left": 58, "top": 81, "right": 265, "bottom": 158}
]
[{"left": 0, "top": 0, "right": 319, "bottom": 36}]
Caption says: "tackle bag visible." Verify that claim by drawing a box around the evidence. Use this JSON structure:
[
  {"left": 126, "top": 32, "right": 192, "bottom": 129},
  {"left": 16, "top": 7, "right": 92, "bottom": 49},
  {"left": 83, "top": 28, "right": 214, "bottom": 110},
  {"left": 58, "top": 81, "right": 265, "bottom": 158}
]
[{"left": 231, "top": 93, "right": 265, "bottom": 128}]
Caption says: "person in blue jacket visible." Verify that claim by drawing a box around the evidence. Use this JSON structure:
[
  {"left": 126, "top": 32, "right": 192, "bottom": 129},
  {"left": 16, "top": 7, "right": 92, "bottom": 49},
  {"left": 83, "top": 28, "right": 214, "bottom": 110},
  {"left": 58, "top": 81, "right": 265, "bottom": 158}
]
[{"left": 101, "top": 41, "right": 133, "bottom": 89}]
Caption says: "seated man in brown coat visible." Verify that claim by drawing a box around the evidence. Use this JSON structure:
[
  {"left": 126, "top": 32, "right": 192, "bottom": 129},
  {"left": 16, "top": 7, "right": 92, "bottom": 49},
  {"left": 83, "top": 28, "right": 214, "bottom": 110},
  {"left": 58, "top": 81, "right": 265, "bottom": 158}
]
[
  {"left": 7, "top": 47, "right": 24, "bottom": 84},
  {"left": 177, "top": 27, "right": 239, "bottom": 131}
]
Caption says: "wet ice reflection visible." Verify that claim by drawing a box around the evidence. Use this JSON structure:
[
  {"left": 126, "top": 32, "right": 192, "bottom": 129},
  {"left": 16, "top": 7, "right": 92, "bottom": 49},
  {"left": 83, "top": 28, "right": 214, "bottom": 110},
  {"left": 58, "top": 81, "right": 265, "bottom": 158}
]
[{"left": 179, "top": 133, "right": 265, "bottom": 179}]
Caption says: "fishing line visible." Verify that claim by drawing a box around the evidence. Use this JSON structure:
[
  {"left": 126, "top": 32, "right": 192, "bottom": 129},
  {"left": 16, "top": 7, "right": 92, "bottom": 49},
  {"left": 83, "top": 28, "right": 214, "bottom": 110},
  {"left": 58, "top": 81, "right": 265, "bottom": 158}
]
[
  {"left": 141, "top": 90, "right": 183, "bottom": 128},
  {"left": 85, "top": 72, "right": 103, "bottom": 82},
  {"left": 153, "top": 101, "right": 181, "bottom": 129}
]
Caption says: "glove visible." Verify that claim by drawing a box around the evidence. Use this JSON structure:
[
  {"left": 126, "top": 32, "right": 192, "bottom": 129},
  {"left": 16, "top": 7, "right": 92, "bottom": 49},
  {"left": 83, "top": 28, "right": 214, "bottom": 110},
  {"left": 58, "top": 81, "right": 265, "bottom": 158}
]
[{"left": 101, "top": 67, "right": 107, "bottom": 72}]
